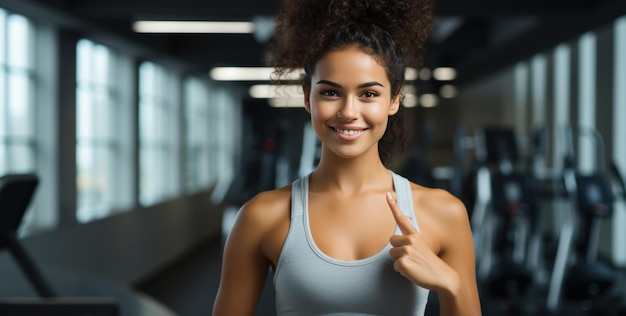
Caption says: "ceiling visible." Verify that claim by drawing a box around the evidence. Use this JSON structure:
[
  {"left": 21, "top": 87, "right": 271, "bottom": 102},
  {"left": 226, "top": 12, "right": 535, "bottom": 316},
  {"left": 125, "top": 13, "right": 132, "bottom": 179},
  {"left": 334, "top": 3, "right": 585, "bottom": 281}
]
[{"left": 3, "top": 0, "right": 626, "bottom": 86}]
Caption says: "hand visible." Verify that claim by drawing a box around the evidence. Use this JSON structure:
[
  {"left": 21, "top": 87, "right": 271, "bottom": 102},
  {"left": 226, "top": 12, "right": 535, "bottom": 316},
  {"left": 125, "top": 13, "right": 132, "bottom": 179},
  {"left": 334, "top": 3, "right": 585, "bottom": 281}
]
[{"left": 386, "top": 192, "right": 454, "bottom": 291}]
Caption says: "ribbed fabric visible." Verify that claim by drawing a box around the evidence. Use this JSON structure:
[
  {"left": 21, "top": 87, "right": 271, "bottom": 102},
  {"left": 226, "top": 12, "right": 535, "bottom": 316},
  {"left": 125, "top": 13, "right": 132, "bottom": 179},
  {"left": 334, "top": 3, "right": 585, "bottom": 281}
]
[{"left": 274, "top": 171, "right": 430, "bottom": 315}]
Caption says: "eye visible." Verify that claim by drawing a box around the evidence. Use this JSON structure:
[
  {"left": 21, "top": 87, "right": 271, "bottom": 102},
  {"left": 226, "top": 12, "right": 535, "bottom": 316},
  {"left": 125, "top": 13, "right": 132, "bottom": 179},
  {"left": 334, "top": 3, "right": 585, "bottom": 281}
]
[
  {"left": 362, "top": 91, "right": 379, "bottom": 98},
  {"left": 320, "top": 90, "right": 338, "bottom": 97}
]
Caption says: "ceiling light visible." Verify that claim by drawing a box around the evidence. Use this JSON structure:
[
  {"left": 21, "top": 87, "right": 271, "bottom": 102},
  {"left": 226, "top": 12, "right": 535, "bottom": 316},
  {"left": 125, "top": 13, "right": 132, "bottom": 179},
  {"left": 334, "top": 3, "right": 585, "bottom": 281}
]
[
  {"left": 440, "top": 85, "right": 458, "bottom": 98},
  {"left": 404, "top": 94, "right": 418, "bottom": 108},
  {"left": 269, "top": 97, "right": 305, "bottom": 108},
  {"left": 402, "top": 85, "right": 416, "bottom": 94},
  {"left": 402, "top": 85, "right": 417, "bottom": 108},
  {"left": 249, "top": 84, "right": 303, "bottom": 98},
  {"left": 419, "top": 68, "right": 432, "bottom": 81},
  {"left": 433, "top": 67, "right": 457, "bottom": 81},
  {"left": 133, "top": 21, "right": 254, "bottom": 33},
  {"left": 210, "top": 67, "right": 421, "bottom": 82},
  {"left": 210, "top": 67, "right": 304, "bottom": 81},
  {"left": 405, "top": 68, "right": 418, "bottom": 81},
  {"left": 419, "top": 93, "right": 438, "bottom": 108}
]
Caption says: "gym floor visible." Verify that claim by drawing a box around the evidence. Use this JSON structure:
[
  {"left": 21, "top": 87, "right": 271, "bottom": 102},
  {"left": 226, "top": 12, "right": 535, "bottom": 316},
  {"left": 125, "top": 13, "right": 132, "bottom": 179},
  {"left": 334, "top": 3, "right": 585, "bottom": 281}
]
[{"left": 137, "top": 207, "right": 626, "bottom": 316}]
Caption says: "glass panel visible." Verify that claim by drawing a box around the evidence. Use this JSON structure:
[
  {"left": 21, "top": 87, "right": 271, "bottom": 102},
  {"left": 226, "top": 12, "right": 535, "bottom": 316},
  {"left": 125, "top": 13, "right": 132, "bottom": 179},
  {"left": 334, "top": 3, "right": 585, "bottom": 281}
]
[
  {"left": 93, "top": 89, "right": 111, "bottom": 139},
  {"left": 158, "top": 102, "right": 169, "bottom": 140},
  {"left": 578, "top": 32, "right": 597, "bottom": 173},
  {"left": 139, "top": 147, "right": 160, "bottom": 205},
  {"left": 0, "top": 71, "right": 5, "bottom": 138},
  {"left": 139, "top": 62, "right": 155, "bottom": 95},
  {"left": 139, "top": 100, "right": 157, "bottom": 142},
  {"left": 8, "top": 143, "right": 34, "bottom": 172},
  {"left": 138, "top": 61, "right": 178, "bottom": 205},
  {"left": 613, "top": 15, "right": 626, "bottom": 266},
  {"left": 75, "top": 39, "right": 120, "bottom": 222},
  {"left": 553, "top": 44, "right": 571, "bottom": 170},
  {"left": 0, "top": 9, "right": 6, "bottom": 64},
  {"left": 2, "top": 12, "right": 41, "bottom": 236},
  {"left": 184, "top": 78, "right": 211, "bottom": 191},
  {"left": 76, "top": 39, "right": 92, "bottom": 83},
  {"left": 77, "top": 145, "right": 113, "bottom": 222},
  {"left": 7, "top": 14, "right": 30, "bottom": 69},
  {"left": 94, "top": 45, "right": 109, "bottom": 85},
  {"left": 76, "top": 88, "right": 93, "bottom": 139},
  {"left": 530, "top": 54, "right": 547, "bottom": 127},
  {"left": 7, "top": 71, "right": 32, "bottom": 137}
]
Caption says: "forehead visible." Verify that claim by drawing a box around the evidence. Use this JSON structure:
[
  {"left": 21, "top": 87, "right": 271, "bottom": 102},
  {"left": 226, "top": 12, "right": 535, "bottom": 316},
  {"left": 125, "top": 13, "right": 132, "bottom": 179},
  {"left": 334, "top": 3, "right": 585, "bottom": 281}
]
[{"left": 313, "top": 47, "right": 389, "bottom": 85}]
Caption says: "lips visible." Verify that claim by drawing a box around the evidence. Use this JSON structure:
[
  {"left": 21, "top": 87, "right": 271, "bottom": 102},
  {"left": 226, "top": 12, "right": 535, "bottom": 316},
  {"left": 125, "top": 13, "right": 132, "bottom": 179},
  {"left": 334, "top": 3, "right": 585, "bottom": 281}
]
[
  {"left": 333, "top": 127, "right": 364, "bottom": 135},
  {"left": 331, "top": 126, "right": 366, "bottom": 140}
]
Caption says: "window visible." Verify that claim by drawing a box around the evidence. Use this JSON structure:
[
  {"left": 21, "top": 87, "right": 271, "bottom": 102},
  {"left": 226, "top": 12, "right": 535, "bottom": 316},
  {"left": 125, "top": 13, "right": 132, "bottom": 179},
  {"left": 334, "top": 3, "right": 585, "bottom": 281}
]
[
  {"left": 208, "top": 88, "right": 241, "bottom": 203},
  {"left": 184, "top": 77, "right": 211, "bottom": 192},
  {"left": 513, "top": 62, "right": 528, "bottom": 136},
  {"left": 577, "top": 32, "right": 597, "bottom": 173},
  {"left": 612, "top": 16, "right": 626, "bottom": 265},
  {"left": 0, "top": 10, "right": 42, "bottom": 234},
  {"left": 139, "top": 61, "right": 180, "bottom": 205},
  {"left": 552, "top": 44, "right": 571, "bottom": 169},
  {"left": 75, "top": 39, "right": 122, "bottom": 222},
  {"left": 0, "top": 10, "right": 36, "bottom": 175},
  {"left": 530, "top": 53, "right": 547, "bottom": 128}
]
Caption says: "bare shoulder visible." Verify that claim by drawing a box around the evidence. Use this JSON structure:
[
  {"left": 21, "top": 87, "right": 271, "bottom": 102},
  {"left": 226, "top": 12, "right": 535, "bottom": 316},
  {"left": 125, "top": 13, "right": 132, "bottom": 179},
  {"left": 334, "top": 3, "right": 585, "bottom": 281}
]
[
  {"left": 409, "top": 183, "right": 471, "bottom": 254},
  {"left": 235, "top": 185, "right": 292, "bottom": 233},
  {"left": 229, "top": 185, "right": 293, "bottom": 267},
  {"left": 410, "top": 183, "right": 468, "bottom": 222}
]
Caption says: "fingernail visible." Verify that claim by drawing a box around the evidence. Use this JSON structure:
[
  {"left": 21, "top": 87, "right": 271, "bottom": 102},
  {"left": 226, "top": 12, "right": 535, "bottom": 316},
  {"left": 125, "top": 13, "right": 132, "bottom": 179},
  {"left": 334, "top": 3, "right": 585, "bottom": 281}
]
[{"left": 386, "top": 192, "right": 393, "bottom": 200}]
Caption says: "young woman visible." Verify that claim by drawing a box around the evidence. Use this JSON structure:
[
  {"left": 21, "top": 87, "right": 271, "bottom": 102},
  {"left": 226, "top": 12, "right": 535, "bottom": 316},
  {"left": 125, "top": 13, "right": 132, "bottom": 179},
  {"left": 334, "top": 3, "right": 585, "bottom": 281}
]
[{"left": 213, "top": 0, "right": 481, "bottom": 315}]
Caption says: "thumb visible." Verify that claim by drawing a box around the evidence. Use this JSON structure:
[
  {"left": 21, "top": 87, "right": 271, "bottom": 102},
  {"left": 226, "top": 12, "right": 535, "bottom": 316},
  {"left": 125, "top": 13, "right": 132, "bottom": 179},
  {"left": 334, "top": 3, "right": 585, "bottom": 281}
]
[{"left": 386, "top": 192, "right": 414, "bottom": 235}]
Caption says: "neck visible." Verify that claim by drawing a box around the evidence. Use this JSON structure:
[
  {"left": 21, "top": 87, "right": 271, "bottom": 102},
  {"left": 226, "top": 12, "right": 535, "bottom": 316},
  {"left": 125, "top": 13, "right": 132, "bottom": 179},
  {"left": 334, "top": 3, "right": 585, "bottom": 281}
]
[{"left": 310, "top": 149, "right": 391, "bottom": 195}]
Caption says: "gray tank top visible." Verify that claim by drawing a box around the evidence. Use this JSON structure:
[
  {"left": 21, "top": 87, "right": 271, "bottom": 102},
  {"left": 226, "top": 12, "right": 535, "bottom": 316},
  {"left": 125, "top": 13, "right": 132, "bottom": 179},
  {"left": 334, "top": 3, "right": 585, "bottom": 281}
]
[{"left": 273, "top": 171, "right": 430, "bottom": 315}]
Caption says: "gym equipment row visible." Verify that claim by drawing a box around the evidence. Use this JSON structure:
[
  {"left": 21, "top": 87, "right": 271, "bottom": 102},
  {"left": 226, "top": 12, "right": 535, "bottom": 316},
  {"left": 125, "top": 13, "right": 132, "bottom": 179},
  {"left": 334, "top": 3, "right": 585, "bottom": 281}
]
[{"left": 462, "top": 125, "right": 626, "bottom": 315}]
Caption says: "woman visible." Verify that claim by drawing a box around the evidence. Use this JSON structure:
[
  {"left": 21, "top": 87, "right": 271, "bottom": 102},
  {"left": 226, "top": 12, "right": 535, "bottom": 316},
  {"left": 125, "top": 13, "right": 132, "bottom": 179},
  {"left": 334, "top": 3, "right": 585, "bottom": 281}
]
[{"left": 213, "top": 0, "right": 481, "bottom": 315}]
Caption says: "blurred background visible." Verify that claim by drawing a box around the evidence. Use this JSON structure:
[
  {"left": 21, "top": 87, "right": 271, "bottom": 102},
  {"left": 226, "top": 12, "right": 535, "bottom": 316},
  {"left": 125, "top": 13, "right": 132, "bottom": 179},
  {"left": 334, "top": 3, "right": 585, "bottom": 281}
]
[{"left": 1, "top": 0, "right": 626, "bottom": 315}]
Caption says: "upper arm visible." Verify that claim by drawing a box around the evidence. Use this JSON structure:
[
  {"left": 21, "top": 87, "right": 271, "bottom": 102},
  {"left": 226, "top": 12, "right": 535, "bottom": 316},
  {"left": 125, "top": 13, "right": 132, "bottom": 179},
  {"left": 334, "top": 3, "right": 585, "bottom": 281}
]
[
  {"left": 437, "top": 194, "right": 481, "bottom": 313},
  {"left": 212, "top": 201, "right": 273, "bottom": 316}
]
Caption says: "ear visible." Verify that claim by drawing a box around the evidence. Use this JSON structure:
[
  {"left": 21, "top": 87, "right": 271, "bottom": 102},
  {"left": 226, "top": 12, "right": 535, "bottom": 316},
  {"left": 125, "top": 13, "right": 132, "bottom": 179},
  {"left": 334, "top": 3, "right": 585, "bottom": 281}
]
[
  {"left": 303, "top": 87, "right": 312, "bottom": 113},
  {"left": 388, "top": 93, "right": 400, "bottom": 115}
]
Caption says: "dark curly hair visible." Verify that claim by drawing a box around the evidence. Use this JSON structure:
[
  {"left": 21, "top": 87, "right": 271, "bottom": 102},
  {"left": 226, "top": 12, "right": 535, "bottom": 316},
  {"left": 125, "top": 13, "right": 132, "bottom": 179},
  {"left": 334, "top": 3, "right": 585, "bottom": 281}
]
[{"left": 266, "top": 0, "right": 434, "bottom": 165}]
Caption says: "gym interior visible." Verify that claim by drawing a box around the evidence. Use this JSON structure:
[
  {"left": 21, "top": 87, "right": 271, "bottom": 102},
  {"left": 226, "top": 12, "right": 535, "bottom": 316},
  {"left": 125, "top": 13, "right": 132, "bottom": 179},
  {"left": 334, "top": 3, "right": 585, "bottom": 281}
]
[{"left": 1, "top": 0, "right": 626, "bottom": 315}]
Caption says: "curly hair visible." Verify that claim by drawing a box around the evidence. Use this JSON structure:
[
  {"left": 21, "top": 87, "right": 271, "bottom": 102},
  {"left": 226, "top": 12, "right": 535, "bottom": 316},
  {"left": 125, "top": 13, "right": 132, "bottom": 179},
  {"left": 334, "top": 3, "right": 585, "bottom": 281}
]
[{"left": 266, "top": 0, "right": 434, "bottom": 165}]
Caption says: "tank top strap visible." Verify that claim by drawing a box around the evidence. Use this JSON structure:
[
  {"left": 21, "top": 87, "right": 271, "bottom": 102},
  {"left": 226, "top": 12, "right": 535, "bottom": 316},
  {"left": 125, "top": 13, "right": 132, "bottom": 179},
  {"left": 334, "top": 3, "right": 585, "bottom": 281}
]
[
  {"left": 290, "top": 174, "right": 309, "bottom": 219},
  {"left": 391, "top": 171, "right": 422, "bottom": 233}
]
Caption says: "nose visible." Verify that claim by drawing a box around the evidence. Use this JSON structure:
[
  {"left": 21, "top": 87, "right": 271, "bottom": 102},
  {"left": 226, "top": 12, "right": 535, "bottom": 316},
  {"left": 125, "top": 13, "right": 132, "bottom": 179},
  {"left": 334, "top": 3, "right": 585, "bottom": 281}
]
[{"left": 337, "top": 96, "right": 358, "bottom": 120}]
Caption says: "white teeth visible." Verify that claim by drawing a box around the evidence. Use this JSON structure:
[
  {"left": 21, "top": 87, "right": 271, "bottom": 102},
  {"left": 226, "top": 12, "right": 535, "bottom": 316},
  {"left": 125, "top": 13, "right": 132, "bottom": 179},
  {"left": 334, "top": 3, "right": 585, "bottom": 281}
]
[{"left": 334, "top": 128, "right": 362, "bottom": 135}]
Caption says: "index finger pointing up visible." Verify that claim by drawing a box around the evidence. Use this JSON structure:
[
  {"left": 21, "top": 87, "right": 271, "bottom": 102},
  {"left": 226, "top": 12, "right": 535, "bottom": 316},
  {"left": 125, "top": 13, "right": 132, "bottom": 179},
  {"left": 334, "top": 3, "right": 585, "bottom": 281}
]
[{"left": 386, "top": 192, "right": 415, "bottom": 235}]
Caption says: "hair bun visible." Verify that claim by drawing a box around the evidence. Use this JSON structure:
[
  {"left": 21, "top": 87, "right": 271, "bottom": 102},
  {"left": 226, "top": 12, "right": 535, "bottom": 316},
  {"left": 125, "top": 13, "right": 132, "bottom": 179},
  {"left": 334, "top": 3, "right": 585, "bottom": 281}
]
[{"left": 267, "top": 0, "right": 434, "bottom": 70}]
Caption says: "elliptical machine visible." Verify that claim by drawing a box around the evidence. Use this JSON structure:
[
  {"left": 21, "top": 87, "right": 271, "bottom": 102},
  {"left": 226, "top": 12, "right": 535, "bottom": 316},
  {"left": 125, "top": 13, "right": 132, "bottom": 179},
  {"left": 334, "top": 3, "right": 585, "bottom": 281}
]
[
  {"left": 546, "top": 126, "right": 617, "bottom": 314},
  {"left": 472, "top": 126, "right": 534, "bottom": 313}
]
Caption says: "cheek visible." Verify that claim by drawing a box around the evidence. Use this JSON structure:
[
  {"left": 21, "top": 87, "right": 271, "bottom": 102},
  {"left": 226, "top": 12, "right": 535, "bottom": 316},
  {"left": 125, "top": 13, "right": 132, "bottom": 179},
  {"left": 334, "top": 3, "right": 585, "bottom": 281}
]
[
  {"left": 309, "top": 100, "right": 337, "bottom": 120},
  {"left": 363, "top": 106, "right": 391, "bottom": 124}
]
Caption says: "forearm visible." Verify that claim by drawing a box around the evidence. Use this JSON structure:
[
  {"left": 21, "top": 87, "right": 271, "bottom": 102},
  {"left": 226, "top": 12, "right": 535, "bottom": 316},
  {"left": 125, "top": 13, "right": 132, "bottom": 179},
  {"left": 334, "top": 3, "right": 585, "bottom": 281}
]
[{"left": 436, "top": 273, "right": 481, "bottom": 316}]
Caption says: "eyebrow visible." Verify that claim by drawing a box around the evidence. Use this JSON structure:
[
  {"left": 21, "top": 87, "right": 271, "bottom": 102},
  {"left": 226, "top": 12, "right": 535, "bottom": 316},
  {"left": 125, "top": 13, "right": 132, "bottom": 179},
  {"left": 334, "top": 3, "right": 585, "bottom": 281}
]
[{"left": 316, "top": 80, "right": 385, "bottom": 89}]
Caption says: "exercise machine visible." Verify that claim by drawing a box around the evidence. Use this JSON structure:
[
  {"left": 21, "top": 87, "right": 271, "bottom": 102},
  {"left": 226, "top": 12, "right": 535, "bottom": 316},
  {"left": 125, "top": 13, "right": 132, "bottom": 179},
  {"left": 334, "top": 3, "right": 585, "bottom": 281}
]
[
  {"left": 0, "top": 173, "right": 119, "bottom": 316},
  {"left": 0, "top": 174, "right": 55, "bottom": 298},
  {"left": 471, "top": 127, "right": 534, "bottom": 313},
  {"left": 546, "top": 127, "right": 618, "bottom": 314}
]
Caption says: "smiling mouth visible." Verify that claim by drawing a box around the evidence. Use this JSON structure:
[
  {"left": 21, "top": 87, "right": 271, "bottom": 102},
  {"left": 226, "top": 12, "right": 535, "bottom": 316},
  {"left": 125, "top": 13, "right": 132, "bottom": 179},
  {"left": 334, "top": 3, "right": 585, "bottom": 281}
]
[{"left": 332, "top": 127, "right": 366, "bottom": 135}]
